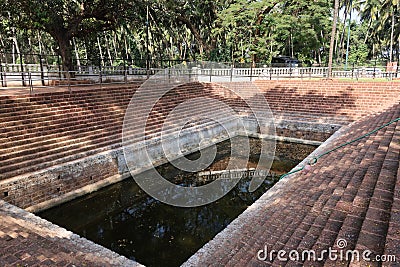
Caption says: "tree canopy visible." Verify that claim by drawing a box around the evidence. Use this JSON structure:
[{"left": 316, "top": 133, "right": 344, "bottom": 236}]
[{"left": 1, "top": 0, "right": 399, "bottom": 70}]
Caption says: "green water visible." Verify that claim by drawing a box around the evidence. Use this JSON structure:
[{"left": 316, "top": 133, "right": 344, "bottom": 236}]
[{"left": 38, "top": 138, "right": 316, "bottom": 267}]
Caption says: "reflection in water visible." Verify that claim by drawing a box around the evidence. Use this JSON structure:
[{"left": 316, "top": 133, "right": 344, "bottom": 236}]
[{"left": 38, "top": 137, "right": 316, "bottom": 267}]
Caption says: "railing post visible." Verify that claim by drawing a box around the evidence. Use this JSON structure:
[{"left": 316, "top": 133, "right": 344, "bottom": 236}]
[
  {"left": 99, "top": 69, "right": 103, "bottom": 89},
  {"left": 230, "top": 65, "right": 233, "bottom": 82},
  {"left": 373, "top": 61, "right": 377, "bottom": 79},
  {"left": 250, "top": 64, "right": 253, "bottom": 81},
  {"left": 99, "top": 64, "right": 102, "bottom": 85},
  {"left": 68, "top": 71, "right": 71, "bottom": 93},
  {"left": 124, "top": 69, "right": 128, "bottom": 84},
  {"left": 269, "top": 67, "right": 272, "bottom": 80},
  {"left": 123, "top": 56, "right": 128, "bottom": 84},
  {"left": 39, "top": 54, "right": 45, "bottom": 86},
  {"left": 0, "top": 59, "right": 4, "bottom": 87},
  {"left": 351, "top": 65, "right": 354, "bottom": 80},
  {"left": 57, "top": 55, "right": 62, "bottom": 79},
  {"left": 209, "top": 66, "right": 212, "bottom": 82},
  {"left": 19, "top": 53, "right": 26, "bottom": 86},
  {"left": 28, "top": 72, "right": 33, "bottom": 95}
]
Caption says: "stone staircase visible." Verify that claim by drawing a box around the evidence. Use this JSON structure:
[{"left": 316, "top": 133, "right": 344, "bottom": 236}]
[
  {"left": 0, "top": 82, "right": 252, "bottom": 185},
  {"left": 0, "top": 87, "right": 136, "bottom": 181},
  {"left": 182, "top": 102, "right": 400, "bottom": 266},
  {"left": 0, "top": 200, "right": 139, "bottom": 266}
]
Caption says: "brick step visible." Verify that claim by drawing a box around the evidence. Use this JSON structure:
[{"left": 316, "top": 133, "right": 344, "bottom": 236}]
[
  {"left": 275, "top": 112, "right": 393, "bottom": 266},
  {"left": 267, "top": 105, "right": 340, "bottom": 115},
  {"left": 0, "top": 132, "right": 122, "bottom": 180},
  {"left": 122, "top": 106, "right": 236, "bottom": 136},
  {"left": 244, "top": 146, "right": 352, "bottom": 258},
  {"left": 319, "top": 116, "right": 395, "bottom": 266},
  {"left": 0, "top": 113, "right": 123, "bottom": 147},
  {"left": 0, "top": 100, "right": 127, "bottom": 130},
  {"left": 383, "top": 121, "right": 400, "bottom": 259},
  {"left": 0, "top": 83, "right": 212, "bottom": 109},
  {"left": 0, "top": 97, "right": 33, "bottom": 105},
  {"left": 0, "top": 120, "right": 123, "bottom": 161},
  {"left": 0, "top": 95, "right": 132, "bottom": 122},
  {"left": 305, "top": 164, "right": 379, "bottom": 266},
  {"left": 265, "top": 101, "right": 346, "bottom": 110},
  {"left": 0, "top": 109, "right": 232, "bottom": 179},
  {"left": 0, "top": 113, "right": 125, "bottom": 150},
  {"left": 270, "top": 106, "right": 338, "bottom": 114},
  {"left": 0, "top": 106, "right": 122, "bottom": 129},
  {"left": 0, "top": 109, "right": 124, "bottom": 139},
  {"left": 384, "top": 166, "right": 400, "bottom": 260},
  {"left": 270, "top": 143, "right": 362, "bottom": 266},
  {"left": 0, "top": 89, "right": 220, "bottom": 124},
  {"left": 126, "top": 109, "right": 235, "bottom": 141},
  {"left": 0, "top": 93, "right": 230, "bottom": 137},
  {"left": 0, "top": 116, "right": 229, "bottom": 181},
  {"left": 0, "top": 87, "right": 134, "bottom": 102},
  {"left": 261, "top": 95, "right": 355, "bottom": 104},
  {"left": 352, "top": 121, "right": 399, "bottom": 264},
  {"left": 0, "top": 215, "right": 106, "bottom": 265},
  {"left": 0, "top": 97, "right": 230, "bottom": 141},
  {"left": 0, "top": 95, "right": 131, "bottom": 116},
  {"left": 0, "top": 89, "right": 135, "bottom": 109},
  {"left": 0, "top": 104, "right": 228, "bottom": 159},
  {"left": 0, "top": 126, "right": 123, "bottom": 172},
  {"left": 0, "top": 92, "right": 132, "bottom": 113}
]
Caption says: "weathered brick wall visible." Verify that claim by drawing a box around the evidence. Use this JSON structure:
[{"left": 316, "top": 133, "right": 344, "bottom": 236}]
[
  {"left": 253, "top": 80, "right": 400, "bottom": 122},
  {"left": 276, "top": 128, "right": 333, "bottom": 142}
]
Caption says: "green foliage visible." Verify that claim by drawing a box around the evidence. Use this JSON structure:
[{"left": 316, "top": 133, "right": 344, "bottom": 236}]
[
  {"left": 212, "top": 0, "right": 332, "bottom": 64},
  {"left": 1, "top": 0, "right": 138, "bottom": 71},
  {"left": 0, "top": 0, "right": 399, "bottom": 67}
]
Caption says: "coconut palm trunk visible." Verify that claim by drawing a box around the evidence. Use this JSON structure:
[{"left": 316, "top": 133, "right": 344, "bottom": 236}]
[{"left": 328, "top": 0, "right": 340, "bottom": 78}]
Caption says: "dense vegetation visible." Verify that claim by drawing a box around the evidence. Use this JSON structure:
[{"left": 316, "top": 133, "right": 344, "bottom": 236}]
[{"left": 0, "top": 0, "right": 399, "bottom": 71}]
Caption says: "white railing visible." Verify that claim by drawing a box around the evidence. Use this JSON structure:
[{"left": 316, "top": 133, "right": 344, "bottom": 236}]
[{"left": 0, "top": 64, "right": 397, "bottom": 89}]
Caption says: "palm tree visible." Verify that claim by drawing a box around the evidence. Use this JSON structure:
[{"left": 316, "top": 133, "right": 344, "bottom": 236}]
[
  {"left": 360, "top": 0, "right": 399, "bottom": 62},
  {"left": 328, "top": 0, "right": 340, "bottom": 78}
]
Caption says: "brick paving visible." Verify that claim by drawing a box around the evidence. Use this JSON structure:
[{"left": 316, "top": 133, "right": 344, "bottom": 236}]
[
  {"left": 183, "top": 102, "right": 400, "bottom": 267},
  {"left": 0, "top": 199, "right": 142, "bottom": 266}
]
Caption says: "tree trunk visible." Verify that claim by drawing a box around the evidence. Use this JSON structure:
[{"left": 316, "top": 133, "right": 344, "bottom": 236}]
[
  {"left": 73, "top": 38, "right": 81, "bottom": 70},
  {"left": 398, "top": 38, "right": 400, "bottom": 63},
  {"left": 338, "top": 1, "right": 350, "bottom": 63},
  {"left": 56, "top": 33, "right": 74, "bottom": 78},
  {"left": 176, "top": 15, "right": 212, "bottom": 55},
  {"left": 390, "top": 7, "right": 395, "bottom": 62},
  {"left": 105, "top": 35, "right": 113, "bottom": 66},
  {"left": 37, "top": 32, "right": 43, "bottom": 55},
  {"left": 327, "top": 0, "right": 339, "bottom": 78},
  {"left": 97, "top": 36, "right": 105, "bottom": 66}
]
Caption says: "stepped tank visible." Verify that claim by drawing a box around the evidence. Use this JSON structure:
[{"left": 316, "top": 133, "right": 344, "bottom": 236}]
[{"left": 39, "top": 137, "right": 317, "bottom": 267}]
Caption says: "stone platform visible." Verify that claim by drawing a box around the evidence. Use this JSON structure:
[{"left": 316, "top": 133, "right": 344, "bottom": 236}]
[{"left": 0, "top": 199, "right": 142, "bottom": 266}]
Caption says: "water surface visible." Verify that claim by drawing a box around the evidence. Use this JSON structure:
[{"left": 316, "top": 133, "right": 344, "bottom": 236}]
[{"left": 39, "top": 138, "right": 316, "bottom": 267}]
